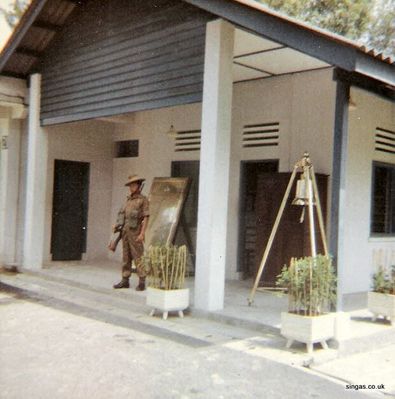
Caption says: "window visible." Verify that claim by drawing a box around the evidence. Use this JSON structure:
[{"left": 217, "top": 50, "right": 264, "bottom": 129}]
[
  {"left": 115, "top": 140, "right": 139, "bottom": 158},
  {"left": 371, "top": 162, "right": 395, "bottom": 235}
]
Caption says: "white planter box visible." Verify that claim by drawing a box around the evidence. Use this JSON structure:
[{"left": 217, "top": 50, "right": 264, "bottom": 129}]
[
  {"left": 146, "top": 287, "right": 189, "bottom": 320},
  {"left": 281, "top": 312, "right": 335, "bottom": 353},
  {"left": 368, "top": 291, "right": 395, "bottom": 325}
]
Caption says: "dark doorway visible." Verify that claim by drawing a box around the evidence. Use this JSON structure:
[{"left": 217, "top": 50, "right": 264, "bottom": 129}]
[
  {"left": 171, "top": 161, "right": 199, "bottom": 265},
  {"left": 238, "top": 160, "right": 279, "bottom": 278},
  {"left": 254, "top": 172, "right": 328, "bottom": 287},
  {"left": 51, "top": 160, "right": 90, "bottom": 261}
]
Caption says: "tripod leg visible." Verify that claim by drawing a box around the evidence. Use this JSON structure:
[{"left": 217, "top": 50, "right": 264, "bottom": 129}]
[
  {"left": 306, "top": 168, "right": 317, "bottom": 258},
  {"left": 310, "top": 167, "right": 329, "bottom": 256},
  {"left": 248, "top": 167, "right": 298, "bottom": 305}
]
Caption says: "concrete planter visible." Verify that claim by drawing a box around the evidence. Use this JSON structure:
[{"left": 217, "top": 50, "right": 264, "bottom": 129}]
[
  {"left": 368, "top": 291, "right": 395, "bottom": 325},
  {"left": 281, "top": 312, "right": 335, "bottom": 353},
  {"left": 146, "top": 287, "right": 189, "bottom": 320}
]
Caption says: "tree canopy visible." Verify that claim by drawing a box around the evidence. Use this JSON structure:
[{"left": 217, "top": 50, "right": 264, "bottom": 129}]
[
  {"left": 255, "top": 0, "right": 395, "bottom": 58},
  {"left": 0, "top": 0, "right": 30, "bottom": 28}
]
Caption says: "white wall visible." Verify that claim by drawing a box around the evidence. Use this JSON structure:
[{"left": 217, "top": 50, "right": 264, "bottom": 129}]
[
  {"left": 0, "top": 77, "right": 27, "bottom": 266},
  {"left": 0, "top": 76, "right": 27, "bottom": 102},
  {"left": 109, "top": 68, "right": 337, "bottom": 278},
  {"left": 12, "top": 68, "right": 393, "bottom": 294},
  {"left": 43, "top": 120, "right": 115, "bottom": 262},
  {"left": 0, "top": 116, "right": 22, "bottom": 264},
  {"left": 227, "top": 69, "right": 336, "bottom": 277},
  {"left": 108, "top": 103, "right": 202, "bottom": 262},
  {"left": 15, "top": 122, "right": 27, "bottom": 265},
  {"left": 342, "top": 87, "right": 395, "bottom": 293}
]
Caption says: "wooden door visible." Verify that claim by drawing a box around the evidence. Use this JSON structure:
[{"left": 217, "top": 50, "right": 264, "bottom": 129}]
[
  {"left": 238, "top": 161, "right": 279, "bottom": 278},
  {"left": 51, "top": 160, "right": 90, "bottom": 261},
  {"left": 255, "top": 172, "right": 327, "bottom": 287}
]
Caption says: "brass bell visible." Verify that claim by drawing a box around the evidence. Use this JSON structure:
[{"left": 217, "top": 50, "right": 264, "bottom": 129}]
[{"left": 292, "top": 177, "right": 315, "bottom": 206}]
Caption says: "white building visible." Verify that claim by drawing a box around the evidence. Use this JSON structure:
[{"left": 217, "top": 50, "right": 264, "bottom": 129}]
[{"left": 0, "top": 0, "right": 394, "bottom": 312}]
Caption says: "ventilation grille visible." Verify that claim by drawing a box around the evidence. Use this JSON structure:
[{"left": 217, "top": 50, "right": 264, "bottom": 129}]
[
  {"left": 242, "top": 122, "right": 279, "bottom": 148},
  {"left": 375, "top": 127, "right": 395, "bottom": 155},
  {"left": 175, "top": 129, "right": 201, "bottom": 152}
]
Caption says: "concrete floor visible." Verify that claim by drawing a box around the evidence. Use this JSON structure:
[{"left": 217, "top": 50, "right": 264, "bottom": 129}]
[
  {"left": 3, "top": 284, "right": 391, "bottom": 399},
  {"left": 1, "top": 263, "right": 395, "bottom": 397},
  {"left": 26, "top": 260, "right": 394, "bottom": 346}
]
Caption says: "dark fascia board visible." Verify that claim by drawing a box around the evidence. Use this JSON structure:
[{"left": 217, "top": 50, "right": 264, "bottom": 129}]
[
  {"left": 0, "top": 0, "right": 49, "bottom": 74},
  {"left": 40, "top": 93, "right": 202, "bottom": 126},
  {"left": 183, "top": 0, "right": 394, "bottom": 86},
  {"left": 0, "top": 70, "right": 27, "bottom": 80},
  {"left": 334, "top": 69, "right": 395, "bottom": 102},
  {"left": 355, "top": 52, "right": 395, "bottom": 88}
]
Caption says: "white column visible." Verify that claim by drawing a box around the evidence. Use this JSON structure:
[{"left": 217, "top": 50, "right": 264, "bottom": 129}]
[
  {"left": 194, "top": 19, "right": 234, "bottom": 311},
  {"left": 0, "top": 114, "right": 22, "bottom": 265},
  {"left": 23, "top": 73, "right": 48, "bottom": 269}
]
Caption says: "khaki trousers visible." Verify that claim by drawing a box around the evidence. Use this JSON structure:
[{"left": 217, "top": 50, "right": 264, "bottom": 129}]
[{"left": 121, "top": 229, "right": 146, "bottom": 278}]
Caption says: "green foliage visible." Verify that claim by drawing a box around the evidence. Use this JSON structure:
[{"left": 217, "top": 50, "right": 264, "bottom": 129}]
[
  {"left": 255, "top": 0, "right": 394, "bottom": 57},
  {"left": 276, "top": 255, "right": 336, "bottom": 316},
  {"left": 372, "top": 265, "right": 395, "bottom": 294},
  {"left": 0, "top": 0, "right": 30, "bottom": 28},
  {"left": 364, "top": 0, "right": 395, "bottom": 57},
  {"left": 142, "top": 245, "right": 188, "bottom": 290}
]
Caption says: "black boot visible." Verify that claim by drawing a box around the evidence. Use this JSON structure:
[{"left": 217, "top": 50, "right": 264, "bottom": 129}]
[
  {"left": 135, "top": 277, "right": 146, "bottom": 291},
  {"left": 113, "top": 277, "right": 130, "bottom": 289}
]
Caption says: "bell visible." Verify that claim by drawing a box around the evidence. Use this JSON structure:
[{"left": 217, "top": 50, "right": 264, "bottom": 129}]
[{"left": 292, "top": 178, "right": 315, "bottom": 206}]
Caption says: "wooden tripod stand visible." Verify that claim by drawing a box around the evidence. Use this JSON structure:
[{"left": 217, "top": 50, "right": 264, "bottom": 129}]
[{"left": 247, "top": 153, "right": 328, "bottom": 306}]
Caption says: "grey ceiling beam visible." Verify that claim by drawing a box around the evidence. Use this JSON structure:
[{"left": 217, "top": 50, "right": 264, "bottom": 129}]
[
  {"left": 234, "top": 45, "right": 285, "bottom": 59},
  {"left": 0, "top": 71, "right": 27, "bottom": 80},
  {"left": 233, "top": 60, "right": 274, "bottom": 76},
  {"left": 33, "top": 20, "right": 62, "bottom": 32},
  {"left": 16, "top": 46, "right": 42, "bottom": 59}
]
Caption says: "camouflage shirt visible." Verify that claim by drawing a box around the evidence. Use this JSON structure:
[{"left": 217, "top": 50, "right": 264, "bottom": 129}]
[{"left": 116, "top": 193, "right": 149, "bottom": 232}]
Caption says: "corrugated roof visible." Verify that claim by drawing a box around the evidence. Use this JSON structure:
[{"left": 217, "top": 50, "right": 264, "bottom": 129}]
[{"left": 232, "top": 0, "right": 394, "bottom": 65}]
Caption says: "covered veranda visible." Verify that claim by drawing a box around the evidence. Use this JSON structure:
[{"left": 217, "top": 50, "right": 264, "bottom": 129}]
[{"left": 0, "top": 0, "right": 394, "bottom": 317}]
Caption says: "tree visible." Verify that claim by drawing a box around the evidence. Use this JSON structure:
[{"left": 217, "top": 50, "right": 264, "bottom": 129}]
[
  {"left": 255, "top": 0, "right": 395, "bottom": 57},
  {"left": 0, "top": 0, "right": 30, "bottom": 28},
  {"left": 364, "top": 0, "right": 395, "bottom": 57}
]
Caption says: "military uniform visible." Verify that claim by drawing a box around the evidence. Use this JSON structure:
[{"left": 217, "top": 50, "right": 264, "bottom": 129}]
[
  {"left": 117, "top": 193, "right": 149, "bottom": 278},
  {"left": 113, "top": 175, "right": 149, "bottom": 290}
]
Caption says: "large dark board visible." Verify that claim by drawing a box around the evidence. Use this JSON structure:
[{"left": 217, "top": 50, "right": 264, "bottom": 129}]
[{"left": 38, "top": 0, "right": 214, "bottom": 125}]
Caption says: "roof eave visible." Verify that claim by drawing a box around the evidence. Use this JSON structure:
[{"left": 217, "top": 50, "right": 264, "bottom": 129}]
[
  {"left": 183, "top": 0, "right": 394, "bottom": 87},
  {"left": 354, "top": 53, "right": 395, "bottom": 88},
  {"left": 0, "top": 0, "right": 49, "bottom": 75}
]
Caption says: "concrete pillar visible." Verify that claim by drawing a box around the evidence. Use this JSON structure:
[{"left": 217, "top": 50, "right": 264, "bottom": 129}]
[
  {"left": 330, "top": 78, "right": 350, "bottom": 311},
  {"left": 0, "top": 113, "right": 22, "bottom": 265},
  {"left": 23, "top": 73, "right": 48, "bottom": 269},
  {"left": 194, "top": 19, "right": 234, "bottom": 311}
]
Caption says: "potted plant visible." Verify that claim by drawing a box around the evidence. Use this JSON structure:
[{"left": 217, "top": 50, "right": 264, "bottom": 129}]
[
  {"left": 143, "top": 245, "right": 189, "bottom": 320},
  {"left": 368, "top": 265, "right": 395, "bottom": 325},
  {"left": 276, "top": 254, "right": 337, "bottom": 353}
]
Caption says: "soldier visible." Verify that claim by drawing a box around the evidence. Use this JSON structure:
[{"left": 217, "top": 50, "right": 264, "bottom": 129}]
[{"left": 112, "top": 175, "right": 149, "bottom": 290}]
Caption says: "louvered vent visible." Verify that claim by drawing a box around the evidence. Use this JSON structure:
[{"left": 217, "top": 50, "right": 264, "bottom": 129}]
[
  {"left": 175, "top": 129, "right": 201, "bottom": 152},
  {"left": 242, "top": 122, "right": 279, "bottom": 148},
  {"left": 375, "top": 127, "right": 395, "bottom": 155}
]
